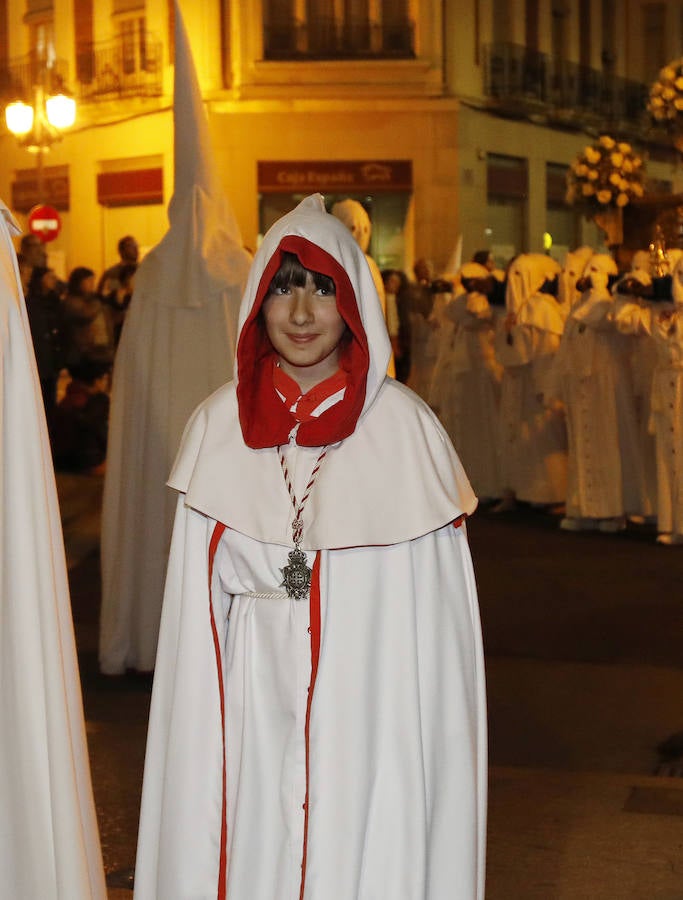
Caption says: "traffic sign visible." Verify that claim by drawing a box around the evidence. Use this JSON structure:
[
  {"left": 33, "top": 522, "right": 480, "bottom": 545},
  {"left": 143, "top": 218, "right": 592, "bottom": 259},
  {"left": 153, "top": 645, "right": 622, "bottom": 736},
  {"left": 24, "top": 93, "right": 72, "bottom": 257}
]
[{"left": 27, "top": 204, "right": 62, "bottom": 243}]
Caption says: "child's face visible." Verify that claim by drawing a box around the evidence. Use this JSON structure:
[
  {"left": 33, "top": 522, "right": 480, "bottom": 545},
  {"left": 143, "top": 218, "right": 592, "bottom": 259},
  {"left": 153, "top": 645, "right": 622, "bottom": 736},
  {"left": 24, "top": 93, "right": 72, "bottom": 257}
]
[{"left": 262, "top": 271, "right": 346, "bottom": 388}]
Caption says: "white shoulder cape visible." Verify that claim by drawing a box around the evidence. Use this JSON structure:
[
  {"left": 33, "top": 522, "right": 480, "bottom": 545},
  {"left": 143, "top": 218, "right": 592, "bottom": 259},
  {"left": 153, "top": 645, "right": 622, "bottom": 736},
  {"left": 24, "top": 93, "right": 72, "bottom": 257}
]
[{"left": 169, "top": 377, "right": 477, "bottom": 550}]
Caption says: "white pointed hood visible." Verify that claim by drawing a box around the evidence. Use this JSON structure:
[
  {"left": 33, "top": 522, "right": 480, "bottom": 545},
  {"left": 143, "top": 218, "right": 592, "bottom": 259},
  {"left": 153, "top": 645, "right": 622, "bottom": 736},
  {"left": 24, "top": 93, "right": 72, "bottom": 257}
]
[
  {"left": 506, "top": 253, "right": 560, "bottom": 315},
  {"left": 133, "top": 0, "right": 251, "bottom": 310}
]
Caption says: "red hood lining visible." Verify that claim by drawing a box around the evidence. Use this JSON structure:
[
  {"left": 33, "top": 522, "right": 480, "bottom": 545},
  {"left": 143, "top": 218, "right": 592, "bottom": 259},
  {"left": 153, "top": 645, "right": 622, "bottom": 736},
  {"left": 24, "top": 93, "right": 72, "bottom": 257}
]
[{"left": 236, "top": 235, "right": 370, "bottom": 448}]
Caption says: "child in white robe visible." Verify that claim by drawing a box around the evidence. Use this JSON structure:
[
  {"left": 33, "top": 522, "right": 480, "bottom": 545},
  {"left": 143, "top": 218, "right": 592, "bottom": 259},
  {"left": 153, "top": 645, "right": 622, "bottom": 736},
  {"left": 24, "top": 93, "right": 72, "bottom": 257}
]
[{"left": 134, "top": 195, "right": 487, "bottom": 900}]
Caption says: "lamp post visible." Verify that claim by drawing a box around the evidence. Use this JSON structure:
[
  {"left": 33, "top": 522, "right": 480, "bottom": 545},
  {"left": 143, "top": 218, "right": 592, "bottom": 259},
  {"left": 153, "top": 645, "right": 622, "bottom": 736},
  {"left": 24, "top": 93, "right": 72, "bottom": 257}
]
[{"left": 4, "top": 76, "right": 76, "bottom": 201}]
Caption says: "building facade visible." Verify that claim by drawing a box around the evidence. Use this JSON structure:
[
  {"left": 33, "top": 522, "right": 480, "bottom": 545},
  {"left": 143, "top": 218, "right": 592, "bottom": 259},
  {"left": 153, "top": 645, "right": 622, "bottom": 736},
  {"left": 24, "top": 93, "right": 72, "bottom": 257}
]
[{"left": 0, "top": 0, "right": 682, "bottom": 279}]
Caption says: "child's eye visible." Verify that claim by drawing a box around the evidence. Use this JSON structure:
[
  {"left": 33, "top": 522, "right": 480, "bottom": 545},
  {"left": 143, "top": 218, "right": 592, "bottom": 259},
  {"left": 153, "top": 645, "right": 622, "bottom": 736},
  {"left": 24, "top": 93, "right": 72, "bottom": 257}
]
[
  {"left": 316, "top": 287, "right": 335, "bottom": 297},
  {"left": 273, "top": 286, "right": 291, "bottom": 295}
]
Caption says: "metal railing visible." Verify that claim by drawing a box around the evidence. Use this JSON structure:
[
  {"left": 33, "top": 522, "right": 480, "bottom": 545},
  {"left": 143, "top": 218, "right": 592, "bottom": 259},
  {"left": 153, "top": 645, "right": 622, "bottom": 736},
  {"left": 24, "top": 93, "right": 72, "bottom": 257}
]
[
  {"left": 76, "top": 32, "right": 163, "bottom": 101},
  {"left": 0, "top": 55, "right": 70, "bottom": 103},
  {"left": 483, "top": 42, "right": 649, "bottom": 128},
  {"left": 263, "top": 16, "right": 415, "bottom": 60}
]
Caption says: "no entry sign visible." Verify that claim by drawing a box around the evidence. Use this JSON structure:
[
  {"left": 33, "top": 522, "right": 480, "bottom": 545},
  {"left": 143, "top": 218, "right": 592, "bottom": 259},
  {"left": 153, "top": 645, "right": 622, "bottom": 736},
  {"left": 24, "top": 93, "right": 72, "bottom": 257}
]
[{"left": 27, "top": 204, "right": 62, "bottom": 242}]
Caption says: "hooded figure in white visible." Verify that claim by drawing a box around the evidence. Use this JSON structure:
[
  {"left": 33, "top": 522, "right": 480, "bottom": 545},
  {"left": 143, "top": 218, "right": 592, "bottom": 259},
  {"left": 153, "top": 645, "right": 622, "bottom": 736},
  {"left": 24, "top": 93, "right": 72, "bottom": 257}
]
[
  {"left": 0, "top": 200, "right": 106, "bottom": 899},
  {"left": 557, "top": 246, "right": 593, "bottom": 319},
  {"left": 612, "top": 247, "right": 665, "bottom": 522},
  {"left": 330, "top": 198, "right": 395, "bottom": 377},
  {"left": 555, "top": 254, "right": 645, "bottom": 529},
  {"left": 99, "top": 1, "right": 252, "bottom": 674},
  {"left": 494, "top": 252, "right": 567, "bottom": 506},
  {"left": 650, "top": 253, "right": 683, "bottom": 542},
  {"left": 437, "top": 261, "right": 503, "bottom": 500},
  {"left": 134, "top": 195, "right": 487, "bottom": 900}
]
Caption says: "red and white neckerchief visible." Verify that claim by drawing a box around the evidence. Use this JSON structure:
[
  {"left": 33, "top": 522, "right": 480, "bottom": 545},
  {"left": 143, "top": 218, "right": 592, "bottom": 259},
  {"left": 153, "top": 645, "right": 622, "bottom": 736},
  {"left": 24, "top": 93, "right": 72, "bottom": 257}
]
[{"left": 272, "top": 360, "right": 347, "bottom": 423}]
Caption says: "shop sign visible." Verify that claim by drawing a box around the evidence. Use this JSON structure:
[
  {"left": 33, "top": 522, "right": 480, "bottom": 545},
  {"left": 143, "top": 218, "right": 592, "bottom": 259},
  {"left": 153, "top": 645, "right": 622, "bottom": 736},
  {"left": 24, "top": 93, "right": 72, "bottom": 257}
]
[
  {"left": 97, "top": 168, "right": 163, "bottom": 207},
  {"left": 12, "top": 165, "right": 70, "bottom": 213},
  {"left": 258, "top": 160, "right": 413, "bottom": 194}
]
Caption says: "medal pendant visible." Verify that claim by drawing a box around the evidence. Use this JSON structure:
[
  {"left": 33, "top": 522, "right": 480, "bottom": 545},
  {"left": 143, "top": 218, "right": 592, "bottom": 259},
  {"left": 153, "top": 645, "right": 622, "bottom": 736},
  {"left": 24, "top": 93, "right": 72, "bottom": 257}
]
[{"left": 281, "top": 546, "right": 312, "bottom": 600}]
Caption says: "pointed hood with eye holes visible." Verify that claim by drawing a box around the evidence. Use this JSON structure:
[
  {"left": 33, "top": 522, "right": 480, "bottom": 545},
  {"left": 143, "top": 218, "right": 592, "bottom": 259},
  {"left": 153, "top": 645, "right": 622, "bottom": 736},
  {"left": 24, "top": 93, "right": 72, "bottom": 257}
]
[
  {"left": 235, "top": 194, "right": 390, "bottom": 448},
  {"left": 168, "top": 195, "right": 476, "bottom": 549}
]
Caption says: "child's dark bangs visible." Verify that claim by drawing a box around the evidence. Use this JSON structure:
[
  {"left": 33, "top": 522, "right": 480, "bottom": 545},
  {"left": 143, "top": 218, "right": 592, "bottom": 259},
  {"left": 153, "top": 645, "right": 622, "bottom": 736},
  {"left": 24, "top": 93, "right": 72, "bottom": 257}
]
[{"left": 268, "top": 251, "right": 335, "bottom": 294}]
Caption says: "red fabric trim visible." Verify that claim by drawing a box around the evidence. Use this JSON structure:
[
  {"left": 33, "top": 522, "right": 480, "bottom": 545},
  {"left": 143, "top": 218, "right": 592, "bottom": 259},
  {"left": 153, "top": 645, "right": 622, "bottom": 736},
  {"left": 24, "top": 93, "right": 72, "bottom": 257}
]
[
  {"left": 236, "top": 236, "right": 369, "bottom": 448},
  {"left": 273, "top": 360, "right": 347, "bottom": 423},
  {"left": 299, "top": 552, "right": 321, "bottom": 900},
  {"left": 452, "top": 514, "right": 467, "bottom": 530},
  {"left": 208, "top": 522, "right": 228, "bottom": 900}
]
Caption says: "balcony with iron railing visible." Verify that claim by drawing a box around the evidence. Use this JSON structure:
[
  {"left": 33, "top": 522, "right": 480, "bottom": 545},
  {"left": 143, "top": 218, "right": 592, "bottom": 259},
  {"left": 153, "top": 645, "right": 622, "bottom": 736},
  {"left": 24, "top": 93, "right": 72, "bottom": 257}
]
[
  {"left": 76, "top": 32, "right": 163, "bottom": 102},
  {"left": 0, "top": 54, "right": 71, "bottom": 105},
  {"left": 263, "top": 16, "right": 415, "bottom": 61},
  {"left": 483, "top": 42, "right": 650, "bottom": 133}
]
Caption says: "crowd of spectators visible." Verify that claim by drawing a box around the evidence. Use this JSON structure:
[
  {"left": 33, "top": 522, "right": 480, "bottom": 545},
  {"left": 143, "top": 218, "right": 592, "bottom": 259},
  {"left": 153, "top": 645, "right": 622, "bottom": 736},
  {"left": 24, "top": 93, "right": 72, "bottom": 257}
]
[{"left": 16, "top": 233, "right": 138, "bottom": 473}]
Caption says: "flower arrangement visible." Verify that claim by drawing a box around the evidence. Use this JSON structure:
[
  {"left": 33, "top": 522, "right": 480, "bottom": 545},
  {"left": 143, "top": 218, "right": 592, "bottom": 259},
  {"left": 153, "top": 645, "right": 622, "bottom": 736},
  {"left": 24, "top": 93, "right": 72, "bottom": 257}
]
[
  {"left": 565, "top": 135, "right": 645, "bottom": 213},
  {"left": 647, "top": 59, "right": 683, "bottom": 126}
]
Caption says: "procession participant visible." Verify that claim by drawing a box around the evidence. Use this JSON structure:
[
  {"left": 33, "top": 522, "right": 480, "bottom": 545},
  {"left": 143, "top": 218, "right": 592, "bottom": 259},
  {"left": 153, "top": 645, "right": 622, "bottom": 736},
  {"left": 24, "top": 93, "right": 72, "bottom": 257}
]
[
  {"left": 650, "top": 253, "right": 683, "bottom": 544},
  {"left": 134, "top": 194, "right": 487, "bottom": 900},
  {"left": 494, "top": 252, "right": 566, "bottom": 511},
  {"left": 556, "top": 254, "right": 646, "bottom": 531},
  {"left": 0, "top": 199, "right": 106, "bottom": 899},
  {"left": 438, "top": 262, "right": 503, "bottom": 502},
  {"left": 330, "top": 197, "right": 394, "bottom": 376},
  {"left": 98, "top": 4, "right": 251, "bottom": 675},
  {"left": 557, "top": 246, "right": 593, "bottom": 319},
  {"left": 613, "top": 248, "right": 661, "bottom": 522}
]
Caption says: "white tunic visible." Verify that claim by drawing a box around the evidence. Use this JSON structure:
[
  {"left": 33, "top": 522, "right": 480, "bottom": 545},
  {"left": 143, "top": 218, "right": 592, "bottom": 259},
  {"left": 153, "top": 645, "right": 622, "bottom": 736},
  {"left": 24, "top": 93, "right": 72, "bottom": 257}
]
[
  {"left": 556, "top": 291, "right": 645, "bottom": 519},
  {"left": 436, "top": 291, "right": 503, "bottom": 499},
  {"left": 495, "top": 301, "right": 567, "bottom": 504}
]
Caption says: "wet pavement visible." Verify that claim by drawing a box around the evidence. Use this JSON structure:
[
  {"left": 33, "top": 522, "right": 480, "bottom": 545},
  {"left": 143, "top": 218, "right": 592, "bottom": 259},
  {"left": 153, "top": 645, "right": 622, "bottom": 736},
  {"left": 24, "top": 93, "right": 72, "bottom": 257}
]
[{"left": 59, "top": 475, "right": 683, "bottom": 898}]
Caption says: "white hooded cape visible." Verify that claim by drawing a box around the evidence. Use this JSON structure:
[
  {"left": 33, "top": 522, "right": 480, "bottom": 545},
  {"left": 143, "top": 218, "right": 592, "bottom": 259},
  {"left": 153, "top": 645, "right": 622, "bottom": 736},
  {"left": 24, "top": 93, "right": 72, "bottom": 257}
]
[
  {"left": 134, "top": 196, "right": 487, "bottom": 899},
  {"left": 99, "top": 0, "right": 252, "bottom": 674},
  {"left": 0, "top": 200, "right": 106, "bottom": 899}
]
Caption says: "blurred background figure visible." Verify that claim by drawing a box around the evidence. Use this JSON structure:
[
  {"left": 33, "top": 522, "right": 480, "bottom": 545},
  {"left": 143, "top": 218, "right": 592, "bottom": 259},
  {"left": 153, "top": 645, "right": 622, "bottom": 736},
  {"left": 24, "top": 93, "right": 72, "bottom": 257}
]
[
  {"left": 24, "top": 264, "right": 64, "bottom": 430},
  {"left": 331, "top": 197, "right": 395, "bottom": 376},
  {"left": 52, "top": 354, "right": 112, "bottom": 475},
  {"left": 102, "top": 261, "right": 137, "bottom": 350},
  {"left": 97, "top": 234, "right": 139, "bottom": 297},
  {"left": 62, "top": 266, "right": 113, "bottom": 366}
]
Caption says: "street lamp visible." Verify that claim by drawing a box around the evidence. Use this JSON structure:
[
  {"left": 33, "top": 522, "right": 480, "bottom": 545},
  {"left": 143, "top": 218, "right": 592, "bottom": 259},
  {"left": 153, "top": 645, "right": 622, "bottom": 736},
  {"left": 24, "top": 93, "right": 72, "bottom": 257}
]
[{"left": 4, "top": 81, "right": 76, "bottom": 197}]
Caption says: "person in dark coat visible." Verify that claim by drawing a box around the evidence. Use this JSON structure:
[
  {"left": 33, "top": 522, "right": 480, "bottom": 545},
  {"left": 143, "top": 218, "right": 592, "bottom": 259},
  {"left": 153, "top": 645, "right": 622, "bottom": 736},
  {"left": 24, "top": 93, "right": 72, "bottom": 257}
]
[{"left": 24, "top": 265, "right": 64, "bottom": 428}]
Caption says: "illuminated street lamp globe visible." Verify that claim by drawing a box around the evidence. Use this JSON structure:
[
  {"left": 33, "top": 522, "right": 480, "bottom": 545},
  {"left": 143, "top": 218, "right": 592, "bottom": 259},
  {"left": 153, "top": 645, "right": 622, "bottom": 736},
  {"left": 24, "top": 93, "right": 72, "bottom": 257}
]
[
  {"left": 45, "top": 92, "right": 76, "bottom": 129},
  {"left": 5, "top": 100, "right": 34, "bottom": 136}
]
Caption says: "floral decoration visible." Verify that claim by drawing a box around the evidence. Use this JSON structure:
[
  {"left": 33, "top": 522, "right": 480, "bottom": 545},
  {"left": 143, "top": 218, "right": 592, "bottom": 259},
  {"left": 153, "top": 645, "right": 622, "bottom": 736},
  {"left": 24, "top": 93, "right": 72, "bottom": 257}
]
[
  {"left": 565, "top": 135, "right": 645, "bottom": 212},
  {"left": 648, "top": 59, "right": 683, "bottom": 126}
]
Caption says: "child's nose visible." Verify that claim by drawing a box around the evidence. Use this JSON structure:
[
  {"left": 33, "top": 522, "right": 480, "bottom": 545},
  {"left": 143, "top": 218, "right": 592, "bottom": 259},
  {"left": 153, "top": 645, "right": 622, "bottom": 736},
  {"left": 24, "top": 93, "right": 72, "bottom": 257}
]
[{"left": 289, "top": 288, "right": 313, "bottom": 324}]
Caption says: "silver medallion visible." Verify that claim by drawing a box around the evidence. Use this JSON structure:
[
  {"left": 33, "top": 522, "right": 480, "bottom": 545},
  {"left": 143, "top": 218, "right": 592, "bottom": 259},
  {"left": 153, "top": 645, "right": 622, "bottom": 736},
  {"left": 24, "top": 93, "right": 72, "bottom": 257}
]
[{"left": 280, "top": 546, "right": 312, "bottom": 600}]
